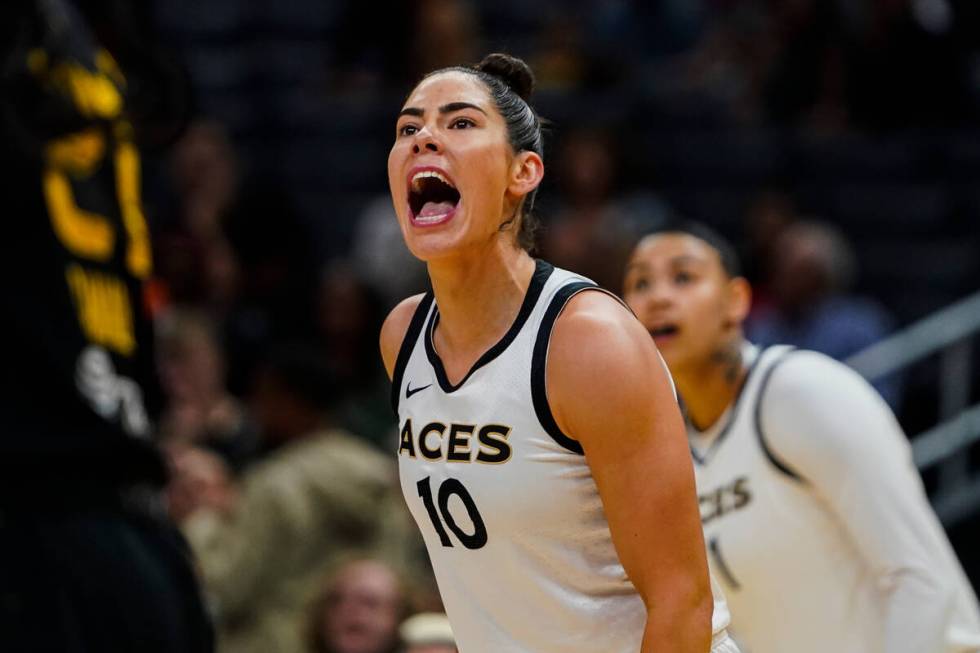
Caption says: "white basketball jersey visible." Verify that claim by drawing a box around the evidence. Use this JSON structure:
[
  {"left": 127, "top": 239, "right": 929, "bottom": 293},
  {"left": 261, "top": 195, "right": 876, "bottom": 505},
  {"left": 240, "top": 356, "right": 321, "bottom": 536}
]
[
  {"left": 692, "top": 344, "right": 980, "bottom": 653},
  {"left": 393, "top": 260, "right": 731, "bottom": 652}
]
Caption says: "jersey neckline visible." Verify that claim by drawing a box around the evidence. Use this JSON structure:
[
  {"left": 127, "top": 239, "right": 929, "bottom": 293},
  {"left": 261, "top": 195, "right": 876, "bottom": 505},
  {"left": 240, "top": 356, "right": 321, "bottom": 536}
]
[
  {"left": 687, "top": 342, "right": 768, "bottom": 466},
  {"left": 424, "top": 259, "right": 554, "bottom": 394}
]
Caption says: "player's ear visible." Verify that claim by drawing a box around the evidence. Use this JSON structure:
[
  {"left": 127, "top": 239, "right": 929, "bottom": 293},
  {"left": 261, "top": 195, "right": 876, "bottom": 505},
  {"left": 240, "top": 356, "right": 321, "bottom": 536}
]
[
  {"left": 507, "top": 150, "right": 544, "bottom": 198},
  {"left": 725, "top": 277, "right": 752, "bottom": 327}
]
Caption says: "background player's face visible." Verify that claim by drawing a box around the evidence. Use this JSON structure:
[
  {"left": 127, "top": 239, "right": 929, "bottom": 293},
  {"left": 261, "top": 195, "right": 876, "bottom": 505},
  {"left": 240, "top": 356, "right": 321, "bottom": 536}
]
[
  {"left": 388, "top": 71, "right": 529, "bottom": 262},
  {"left": 623, "top": 233, "right": 749, "bottom": 375}
]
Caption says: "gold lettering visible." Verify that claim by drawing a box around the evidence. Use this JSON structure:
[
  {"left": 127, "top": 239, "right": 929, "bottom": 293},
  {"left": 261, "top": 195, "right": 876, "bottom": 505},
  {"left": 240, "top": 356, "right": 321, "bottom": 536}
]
[
  {"left": 43, "top": 123, "right": 152, "bottom": 279},
  {"left": 45, "top": 167, "right": 115, "bottom": 261},
  {"left": 65, "top": 264, "right": 136, "bottom": 355},
  {"left": 45, "top": 128, "right": 106, "bottom": 174}
]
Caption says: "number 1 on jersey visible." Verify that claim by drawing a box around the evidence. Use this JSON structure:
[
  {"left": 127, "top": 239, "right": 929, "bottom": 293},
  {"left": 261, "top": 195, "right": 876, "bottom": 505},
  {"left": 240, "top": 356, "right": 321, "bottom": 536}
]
[{"left": 416, "top": 477, "right": 488, "bottom": 550}]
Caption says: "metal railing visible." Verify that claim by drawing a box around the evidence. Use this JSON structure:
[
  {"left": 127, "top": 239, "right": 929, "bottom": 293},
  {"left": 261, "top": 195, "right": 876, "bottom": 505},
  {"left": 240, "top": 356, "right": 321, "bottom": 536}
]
[{"left": 846, "top": 290, "right": 980, "bottom": 527}]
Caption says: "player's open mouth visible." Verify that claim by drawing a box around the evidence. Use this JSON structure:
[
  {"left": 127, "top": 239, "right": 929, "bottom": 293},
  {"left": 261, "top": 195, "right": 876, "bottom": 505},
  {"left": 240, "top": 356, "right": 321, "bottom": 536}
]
[
  {"left": 407, "top": 167, "right": 461, "bottom": 227},
  {"left": 649, "top": 324, "right": 679, "bottom": 343}
]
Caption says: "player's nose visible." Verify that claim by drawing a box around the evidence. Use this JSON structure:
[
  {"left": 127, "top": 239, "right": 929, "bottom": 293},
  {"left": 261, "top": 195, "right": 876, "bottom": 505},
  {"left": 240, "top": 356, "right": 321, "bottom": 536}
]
[
  {"left": 412, "top": 126, "right": 441, "bottom": 155},
  {"left": 646, "top": 281, "right": 675, "bottom": 308}
]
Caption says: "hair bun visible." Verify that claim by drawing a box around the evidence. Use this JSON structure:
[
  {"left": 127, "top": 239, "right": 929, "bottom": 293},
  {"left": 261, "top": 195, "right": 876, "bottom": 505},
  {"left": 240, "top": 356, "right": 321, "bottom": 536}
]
[{"left": 475, "top": 53, "right": 535, "bottom": 102}]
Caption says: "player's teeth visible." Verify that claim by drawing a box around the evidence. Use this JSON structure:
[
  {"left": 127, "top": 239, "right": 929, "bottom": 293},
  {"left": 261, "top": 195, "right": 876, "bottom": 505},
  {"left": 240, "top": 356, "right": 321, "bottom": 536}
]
[
  {"left": 411, "top": 170, "right": 455, "bottom": 189},
  {"left": 416, "top": 213, "right": 448, "bottom": 223}
]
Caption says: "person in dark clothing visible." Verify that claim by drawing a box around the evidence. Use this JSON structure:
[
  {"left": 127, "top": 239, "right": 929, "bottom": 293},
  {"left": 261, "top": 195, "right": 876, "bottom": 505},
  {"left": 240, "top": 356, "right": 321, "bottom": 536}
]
[{"left": 0, "top": 1, "right": 212, "bottom": 651}]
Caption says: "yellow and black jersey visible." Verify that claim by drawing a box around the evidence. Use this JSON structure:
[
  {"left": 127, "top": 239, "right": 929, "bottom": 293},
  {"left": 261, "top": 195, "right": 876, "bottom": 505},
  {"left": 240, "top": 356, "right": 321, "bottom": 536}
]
[{"left": 0, "top": 0, "right": 164, "bottom": 485}]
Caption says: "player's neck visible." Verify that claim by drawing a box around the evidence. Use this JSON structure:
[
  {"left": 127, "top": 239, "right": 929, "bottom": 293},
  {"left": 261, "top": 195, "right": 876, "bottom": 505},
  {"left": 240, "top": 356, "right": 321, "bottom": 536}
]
[
  {"left": 426, "top": 242, "right": 536, "bottom": 383},
  {"left": 675, "top": 340, "right": 748, "bottom": 431}
]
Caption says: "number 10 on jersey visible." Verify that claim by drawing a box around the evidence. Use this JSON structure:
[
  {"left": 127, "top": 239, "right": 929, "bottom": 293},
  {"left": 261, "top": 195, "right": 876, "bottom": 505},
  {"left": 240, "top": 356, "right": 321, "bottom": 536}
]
[{"left": 416, "top": 477, "right": 488, "bottom": 550}]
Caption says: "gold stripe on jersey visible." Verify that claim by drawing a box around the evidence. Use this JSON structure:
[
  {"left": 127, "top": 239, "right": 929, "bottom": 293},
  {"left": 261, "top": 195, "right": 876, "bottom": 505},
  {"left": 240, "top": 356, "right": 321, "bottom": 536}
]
[{"left": 114, "top": 128, "right": 151, "bottom": 279}]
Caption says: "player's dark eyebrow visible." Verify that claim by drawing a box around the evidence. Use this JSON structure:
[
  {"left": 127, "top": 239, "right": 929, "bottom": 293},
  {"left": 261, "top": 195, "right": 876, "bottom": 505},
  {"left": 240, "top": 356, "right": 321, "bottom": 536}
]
[
  {"left": 439, "top": 101, "right": 487, "bottom": 115},
  {"left": 398, "top": 102, "right": 488, "bottom": 120}
]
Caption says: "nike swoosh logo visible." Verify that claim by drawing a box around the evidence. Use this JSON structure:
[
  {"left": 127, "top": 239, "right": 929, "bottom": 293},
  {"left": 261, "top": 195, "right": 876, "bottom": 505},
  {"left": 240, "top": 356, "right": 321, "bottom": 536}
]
[{"left": 406, "top": 382, "right": 433, "bottom": 399}]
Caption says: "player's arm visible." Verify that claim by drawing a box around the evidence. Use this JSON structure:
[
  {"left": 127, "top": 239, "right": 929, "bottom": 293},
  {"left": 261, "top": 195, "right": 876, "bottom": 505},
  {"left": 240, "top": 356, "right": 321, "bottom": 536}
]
[
  {"left": 548, "top": 292, "right": 714, "bottom": 653},
  {"left": 761, "top": 352, "right": 968, "bottom": 653},
  {"left": 380, "top": 294, "right": 426, "bottom": 380}
]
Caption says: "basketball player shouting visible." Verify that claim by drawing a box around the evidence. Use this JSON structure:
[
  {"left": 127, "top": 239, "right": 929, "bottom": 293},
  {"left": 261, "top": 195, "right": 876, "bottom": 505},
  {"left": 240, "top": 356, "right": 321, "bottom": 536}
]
[
  {"left": 622, "top": 222, "right": 980, "bottom": 653},
  {"left": 380, "top": 54, "right": 739, "bottom": 652}
]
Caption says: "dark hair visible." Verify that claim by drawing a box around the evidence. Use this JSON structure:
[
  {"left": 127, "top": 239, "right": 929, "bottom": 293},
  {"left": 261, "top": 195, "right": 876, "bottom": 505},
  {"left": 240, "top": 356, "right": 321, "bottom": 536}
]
[
  {"left": 647, "top": 220, "right": 742, "bottom": 278},
  {"left": 421, "top": 53, "right": 545, "bottom": 251}
]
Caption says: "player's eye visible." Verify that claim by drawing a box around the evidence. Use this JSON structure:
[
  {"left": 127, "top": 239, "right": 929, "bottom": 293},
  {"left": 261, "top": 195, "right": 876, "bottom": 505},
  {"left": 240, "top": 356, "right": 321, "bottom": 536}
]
[
  {"left": 632, "top": 277, "right": 650, "bottom": 292},
  {"left": 398, "top": 123, "right": 419, "bottom": 137},
  {"left": 450, "top": 117, "right": 475, "bottom": 129},
  {"left": 674, "top": 271, "right": 693, "bottom": 285}
]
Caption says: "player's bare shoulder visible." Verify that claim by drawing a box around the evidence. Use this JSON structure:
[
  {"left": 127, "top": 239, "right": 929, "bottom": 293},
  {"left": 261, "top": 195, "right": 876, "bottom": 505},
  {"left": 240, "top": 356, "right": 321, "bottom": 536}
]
[
  {"left": 380, "top": 293, "right": 427, "bottom": 379},
  {"left": 546, "top": 290, "right": 671, "bottom": 441},
  {"left": 549, "top": 290, "right": 654, "bottom": 377}
]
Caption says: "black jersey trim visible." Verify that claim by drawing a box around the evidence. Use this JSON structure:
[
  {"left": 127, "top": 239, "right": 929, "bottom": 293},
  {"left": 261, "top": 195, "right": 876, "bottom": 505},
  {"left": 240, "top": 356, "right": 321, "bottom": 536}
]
[
  {"left": 390, "top": 293, "right": 435, "bottom": 414},
  {"left": 424, "top": 259, "right": 554, "bottom": 394},
  {"left": 530, "top": 282, "right": 628, "bottom": 455},
  {"left": 687, "top": 346, "right": 767, "bottom": 466},
  {"left": 754, "top": 347, "right": 808, "bottom": 484},
  {"left": 708, "top": 536, "right": 742, "bottom": 591}
]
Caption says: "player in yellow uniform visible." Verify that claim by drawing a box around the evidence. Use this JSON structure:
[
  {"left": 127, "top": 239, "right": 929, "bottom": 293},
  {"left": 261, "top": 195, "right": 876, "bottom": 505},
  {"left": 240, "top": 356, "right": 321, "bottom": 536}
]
[{"left": 0, "top": 2, "right": 211, "bottom": 650}]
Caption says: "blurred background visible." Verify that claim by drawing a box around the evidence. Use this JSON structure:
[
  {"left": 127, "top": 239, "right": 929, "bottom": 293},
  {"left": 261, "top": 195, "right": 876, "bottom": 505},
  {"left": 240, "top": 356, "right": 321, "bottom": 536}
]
[{"left": 5, "top": 1, "right": 980, "bottom": 651}]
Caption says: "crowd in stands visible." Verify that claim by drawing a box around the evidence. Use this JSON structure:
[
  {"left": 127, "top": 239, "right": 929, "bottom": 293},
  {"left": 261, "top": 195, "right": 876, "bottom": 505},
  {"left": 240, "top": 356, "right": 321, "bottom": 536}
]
[{"left": 133, "top": 1, "right": 980, "bottom": 651}]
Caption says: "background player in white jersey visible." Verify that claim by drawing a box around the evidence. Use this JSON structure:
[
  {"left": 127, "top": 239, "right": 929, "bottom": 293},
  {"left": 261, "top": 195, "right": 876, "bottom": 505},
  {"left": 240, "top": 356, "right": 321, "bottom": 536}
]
[
  {"left": 379, "top": 53, "right": 738, "bottom": 652},
  {"left": 622, "top": 222, "right": 980, "bottom": 653}
]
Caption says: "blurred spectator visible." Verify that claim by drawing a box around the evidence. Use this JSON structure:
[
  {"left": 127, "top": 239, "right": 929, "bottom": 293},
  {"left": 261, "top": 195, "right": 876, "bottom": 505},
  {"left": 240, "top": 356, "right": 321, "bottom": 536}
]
[
  {"left": 540, "top": 128, "right": 670, "bottom": 290},
  {"left": 316, "top": 262, "right": 396, "bottom": 448},
  {"left": 156, "top": 307, "right": 260, "bottom": 472},
  {"left": 529, "top": 13, "right": 591, "bottom": 91},
  {"left": 410, "top": 0, "right": 480, "bottom": 80},
  {"left": 169, "top": 120, "right": 239, "bottom": 242},
  {"left": 399, "top": 613, "right": 456, "bottom": 653},
  {"left": 157, "top": 118, "right": 318, "bottom": 392},
  {"left": 746, "top": 220, "right": 900, "bottom": 405},
  {"left": 155, "top": 119, "right": 242, "bottom": 311},
  {"left": 307, "top": 559, "right": 407, "bottom": 653},
  {"left": 170, "top": 344, "right": 419, "bottom": 653}
]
